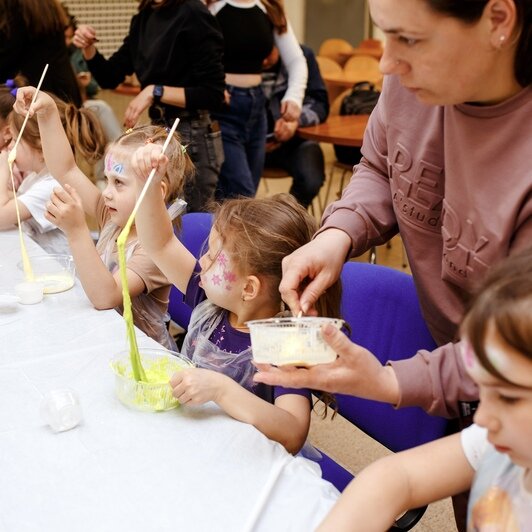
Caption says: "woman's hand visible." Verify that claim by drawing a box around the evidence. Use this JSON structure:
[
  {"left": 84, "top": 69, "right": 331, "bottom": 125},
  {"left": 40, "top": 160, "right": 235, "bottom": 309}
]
[
  {"left": 279, "top": 228, "right": 351, "bottom": 315},
  {"left": 170, "top": 368, "right": 230, "bottom": 405},
  {"left": 73, "top": 24, "right": 98, "bottom": 60},
  {"left": 45, "top": 185, "right": 87, "bottom": 235},
  {"left": 130, "top": 143, "right": 168, "bottom": 186},
  {"left": 280, "top": 100, "right": 301, "bottom": 122},
  {"left": 13, "top": 87, "right": 55, "bottom": 118},
  {"left": 254, "top": 323, "right": 401, "bottom": 405},
  {"left": 124, "top": 85, "right": 155, "bottom": 129}
]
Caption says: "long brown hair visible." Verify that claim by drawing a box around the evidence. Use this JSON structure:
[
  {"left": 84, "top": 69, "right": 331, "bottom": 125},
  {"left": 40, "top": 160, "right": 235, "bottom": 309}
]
[
  {"left": 212, "top": 193, "right": 341, "bottom": 318},
  {"left": 109, "top": 125, "right": 193, "bottom": 205},
  {"left": 0, "top": 0, "right": 67, "bottom": 37},
  {"left": 460, "top": 246, "right": 532, "bottom": 383},
  {"left": 8, "top": 91, "right": 105, "bottom": 164}
]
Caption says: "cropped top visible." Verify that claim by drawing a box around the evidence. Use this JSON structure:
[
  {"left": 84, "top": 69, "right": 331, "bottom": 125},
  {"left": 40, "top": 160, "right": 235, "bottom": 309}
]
[
  {"left": 211, "top": 1, "right": 273, "bottom": 74},
  {"left": 208, "top": 0, "right": 307, "bottom": 106}
]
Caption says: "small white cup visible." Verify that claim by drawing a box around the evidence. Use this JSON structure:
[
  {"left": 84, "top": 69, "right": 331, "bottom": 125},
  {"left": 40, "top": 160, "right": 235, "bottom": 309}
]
[
  {"left": 15, "top": 281, "right": 45, "bottom": 305},
  {"left": 40, "top": 389, "right": 82, "bottom": 433}
]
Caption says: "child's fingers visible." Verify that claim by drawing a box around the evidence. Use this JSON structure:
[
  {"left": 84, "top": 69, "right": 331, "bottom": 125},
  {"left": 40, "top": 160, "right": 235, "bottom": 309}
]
[
  {"left": 13, "top": 87, "right": 37, "bottom": 116},
  {"left": 51, "top": 186, "right": 73, "bottom": 204}
]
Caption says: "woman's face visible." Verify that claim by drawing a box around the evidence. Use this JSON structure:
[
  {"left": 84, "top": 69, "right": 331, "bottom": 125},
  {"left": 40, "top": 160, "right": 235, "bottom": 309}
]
[{"left": 370, "top": 0, "right": 508, "bottom": 105}]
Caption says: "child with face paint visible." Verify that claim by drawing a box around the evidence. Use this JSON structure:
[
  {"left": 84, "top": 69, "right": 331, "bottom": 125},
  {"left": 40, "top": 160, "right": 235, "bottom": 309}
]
[
  {"left": 132, "top": 142, "right": 341, "bottom": 454},
  {"left": 13, "top": 86, "right": 192, "bottom": 350},
  {"left": 317, "top": 246, "right": 532, "bottom": 531},
  {"left": 1, "top": 89, "right": 104, "bottom": 255}
]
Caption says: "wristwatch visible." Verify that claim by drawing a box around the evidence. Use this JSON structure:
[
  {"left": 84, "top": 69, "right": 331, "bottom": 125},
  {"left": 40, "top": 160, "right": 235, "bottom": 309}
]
[{"left": 152, "top": 85, "right": 164, "bottom": 105}]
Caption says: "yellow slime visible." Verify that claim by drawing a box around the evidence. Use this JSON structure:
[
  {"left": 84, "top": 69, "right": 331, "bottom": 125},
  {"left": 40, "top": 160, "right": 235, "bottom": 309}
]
[
  {"left": 8, "top": 152, "right": 34, "bottom": 281},
  {"left": 116, "top": 117, "right": 180, "bottom": 383},
  {"left": 8, "top": 64, "right": 48, "bottom": 281}
]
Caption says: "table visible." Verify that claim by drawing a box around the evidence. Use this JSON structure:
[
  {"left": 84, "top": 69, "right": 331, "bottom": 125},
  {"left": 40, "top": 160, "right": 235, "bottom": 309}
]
[
  {"left": 297, "top": 114, "right": 369, "bottom": 148},
  {"left": 0, "top": 230, "right": 339, "bottom": 532}
]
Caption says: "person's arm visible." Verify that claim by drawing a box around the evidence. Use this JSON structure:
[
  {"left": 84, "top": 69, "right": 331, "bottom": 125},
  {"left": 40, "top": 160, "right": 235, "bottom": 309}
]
[
  {"left": 131, "top": 144, "right": 196, "bottom": 295},
  {"left": 45, "top": 185, "right": 145, "bottom": 309},
  {"left": 391, "top": 340, "right": 479, "bottom": 418},
  {"left": 274, "top": 23, "right": 308, "bottom": 121},
  {"left": 170, "top": 368, "right": 310, "bottom": 454},
  {"left": 318, "top": 433, "right": 474, "bottom": 531},
  {"left": 74, "top": 24, "right": 135, "bottom": 89},
  {"left": 13, "top": 87, "right": 101, "bottom": 218}
]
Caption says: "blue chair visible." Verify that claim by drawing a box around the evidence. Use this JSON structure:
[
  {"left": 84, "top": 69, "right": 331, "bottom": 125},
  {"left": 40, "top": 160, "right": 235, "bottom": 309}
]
[
  {"left": 168, "top": 212, "right": 214, "bottom": 331},
  {"left": 316, "top": 261, "right": 448, "bottom": 530}
]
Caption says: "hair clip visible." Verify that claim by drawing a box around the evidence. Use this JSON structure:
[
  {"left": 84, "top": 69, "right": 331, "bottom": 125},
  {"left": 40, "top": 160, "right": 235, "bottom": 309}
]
[
  {"left": 125, "top": 128, "right": 134, "bottom": 134},
  {"left": 145, "top": 137, "right": 154, "bottom": 144},
  {"left": 181, "top": 144, "right": 187, "bottom": 155},
  {"left": 4, "top": 79, "right": 17, "bottom": 97}
]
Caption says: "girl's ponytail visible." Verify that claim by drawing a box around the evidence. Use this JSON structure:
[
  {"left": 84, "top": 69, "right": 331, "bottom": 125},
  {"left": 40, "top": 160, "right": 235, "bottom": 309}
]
[{"left": 58, "top": 99, "right": 106, "bottom": 164}]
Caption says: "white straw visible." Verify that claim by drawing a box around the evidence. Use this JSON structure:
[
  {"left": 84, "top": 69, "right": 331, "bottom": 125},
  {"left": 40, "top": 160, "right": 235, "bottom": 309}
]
[
  {"left": 242, "top": 457, "right": 290, "bottom": 532},
  {"left": 10, "top": 63, "right": 49, "bottom": 158}
]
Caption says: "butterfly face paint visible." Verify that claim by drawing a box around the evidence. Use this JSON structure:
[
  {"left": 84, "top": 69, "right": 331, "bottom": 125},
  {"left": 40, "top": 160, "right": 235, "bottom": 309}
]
[
  {"left": 200, "top": 230, "right": 239, "bottom": 307},
  {"left": 105, "top": 153, "right": 126, "bottom": 177}
]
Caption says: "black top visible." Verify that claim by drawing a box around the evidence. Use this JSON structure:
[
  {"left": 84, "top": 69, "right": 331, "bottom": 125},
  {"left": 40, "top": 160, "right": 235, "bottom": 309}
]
[
  {"left": 87, "top": 0, "right": 225, "bottom": 112},
  {"left": 0, "top": 7, "right": 82, "bottom": 107},
  {"left": 215, "top": 3, "right": 273, "bottom": 74}
]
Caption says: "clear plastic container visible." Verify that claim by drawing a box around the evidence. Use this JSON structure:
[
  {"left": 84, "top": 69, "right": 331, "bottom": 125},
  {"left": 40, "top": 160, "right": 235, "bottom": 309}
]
[
  {"left": 247, "top": 317, "right": 344, "bottom": 366},
  {"left": 18, "top": 254, "right": 75, "bottom": 294},
  {"left": 40, "top": 388, "right": 82, "bottom": 432},
  {"left": 111, "top": 348, "right": 193, "bottom": 412}
]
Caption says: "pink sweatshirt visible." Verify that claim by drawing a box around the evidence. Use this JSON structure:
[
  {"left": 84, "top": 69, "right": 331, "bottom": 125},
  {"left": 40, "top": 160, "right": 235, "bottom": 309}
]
[{"left": 320, "top": 75, "right": 532, "bottom": 418}]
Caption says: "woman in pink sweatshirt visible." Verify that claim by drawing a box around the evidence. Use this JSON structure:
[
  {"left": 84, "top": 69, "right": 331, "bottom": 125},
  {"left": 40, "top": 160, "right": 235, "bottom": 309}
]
[{"left": 255, "top": 0, "right": 531, "bottom": 419}]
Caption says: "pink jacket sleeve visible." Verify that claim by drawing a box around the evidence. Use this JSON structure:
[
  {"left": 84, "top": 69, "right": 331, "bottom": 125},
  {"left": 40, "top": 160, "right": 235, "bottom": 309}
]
[{"left": 390, "top": 340, "right": 479, "bottom": 418}]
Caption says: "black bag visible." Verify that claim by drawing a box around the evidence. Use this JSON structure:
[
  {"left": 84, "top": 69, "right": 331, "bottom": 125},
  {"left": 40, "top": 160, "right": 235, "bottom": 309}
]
[{"left": 334, "top": 81, "right": 380, "bottom": 166}]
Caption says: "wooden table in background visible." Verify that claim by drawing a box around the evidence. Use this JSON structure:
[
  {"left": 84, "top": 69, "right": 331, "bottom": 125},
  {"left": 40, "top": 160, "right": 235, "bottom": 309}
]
[{"left": 297, "top": 114, "right": 369, "bottom": 147}]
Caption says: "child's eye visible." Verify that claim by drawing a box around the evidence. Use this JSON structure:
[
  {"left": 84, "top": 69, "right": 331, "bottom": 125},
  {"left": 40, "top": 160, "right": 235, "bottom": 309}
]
[
  {"left": 498, "top": 394, "right": 520, "bottom": 405},
  {"left": 398, "top": 36, "right": 419, "bottom": 47}
]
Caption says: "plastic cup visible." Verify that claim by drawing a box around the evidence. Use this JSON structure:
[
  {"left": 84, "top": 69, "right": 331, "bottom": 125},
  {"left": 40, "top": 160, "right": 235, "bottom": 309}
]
[
  {"left": 15, "top": 281, "right": 45, "bottom": 304},
  {"left": 40, "top": 389, "right": 82, "bottom": 432}
]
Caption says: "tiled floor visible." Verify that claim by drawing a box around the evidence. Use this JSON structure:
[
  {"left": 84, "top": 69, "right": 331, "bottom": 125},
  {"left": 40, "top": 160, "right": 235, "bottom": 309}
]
[{"left": 98, "top": 89, "right": 457, "bottom": 530}]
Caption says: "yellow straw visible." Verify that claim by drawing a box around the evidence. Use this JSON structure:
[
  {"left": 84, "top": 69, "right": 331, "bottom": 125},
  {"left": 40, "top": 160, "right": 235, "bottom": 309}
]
[
  {"left": 116, "top": 118, "right": 180, "bottom": 382},
  {"left": 8, "top": 64, "right": 49, "bottom": 281}
]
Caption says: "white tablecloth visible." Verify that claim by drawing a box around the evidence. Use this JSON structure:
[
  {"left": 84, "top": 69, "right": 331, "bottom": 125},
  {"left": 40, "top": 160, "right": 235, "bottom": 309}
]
[{"left": 0, "top": 230, "right": 339, "bottom": 531}]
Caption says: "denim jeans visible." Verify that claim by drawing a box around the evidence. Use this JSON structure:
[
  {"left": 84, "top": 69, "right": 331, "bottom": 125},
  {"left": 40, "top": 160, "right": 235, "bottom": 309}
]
[
  {"left": 213, "top": 85, "right": 267, "bottom": 199},
  {"left": 264, "top": 137, "right": 325, "bottom": 208},
  {"left": 151, "top": 108, "right": 223, "bottom": 213}
]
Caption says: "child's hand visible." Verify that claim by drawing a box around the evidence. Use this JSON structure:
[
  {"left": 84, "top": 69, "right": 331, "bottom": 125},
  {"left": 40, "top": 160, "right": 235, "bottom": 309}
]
[
  {"left": 45, "top": 184, "right": 87, "bottom": 235},
  {"left": 170, "top": 367, "right": 229, "bottom": 406},
  {"left": 13, "top": 87, "right": 55, "bottom": 119},
  {"left": 131, "top": 143, "right": 169, "bottom": 185}
]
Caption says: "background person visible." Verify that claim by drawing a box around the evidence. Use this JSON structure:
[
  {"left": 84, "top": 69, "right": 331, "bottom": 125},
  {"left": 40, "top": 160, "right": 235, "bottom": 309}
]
[
  {"left": 206, "top": 0, "right": 308, "bottom": 200},
  {"left": 262, "top": 44, "right": 329, "bottom": 209},
  {"left": 72, "top": 0, "right": 225, "bottom": 213},
  {"left": 0, "top": 0, "right": 82, "bottom": 107}
]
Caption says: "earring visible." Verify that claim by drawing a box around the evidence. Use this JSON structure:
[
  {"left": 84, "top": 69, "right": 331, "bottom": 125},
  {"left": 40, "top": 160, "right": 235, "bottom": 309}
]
[
  {"left": 498, "top": 35, "right": 506, "bottom": 49},
  {"left": 241, "top": 294, "right": 246, "bottom": 302}
]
